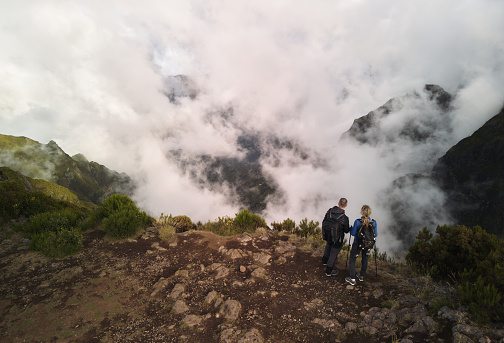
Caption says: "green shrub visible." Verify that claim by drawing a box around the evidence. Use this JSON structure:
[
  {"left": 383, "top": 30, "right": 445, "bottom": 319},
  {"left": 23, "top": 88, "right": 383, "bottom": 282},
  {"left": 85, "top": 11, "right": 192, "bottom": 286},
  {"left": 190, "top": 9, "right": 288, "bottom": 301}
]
[
  {"left": 30, "top": 227, "right": 82, "bottom": 258},
  {"left": 198, "top": 216, "right": 236, "bottom": 236},
  {"left": 172, "top": 215, "right": 194, "bottom": 233},
  {"left": 458, "top": 276, "right": 502, "bottom": 323},
  {"left": 0, "top": 181, "right": 80, "bottom": 219},
  {"left": 0, "top": 181, "right": 28, "bottom": 218},
  {"left": 103, "top": 208, "right": 142, "bottom": 239},
  {"left": 234, "top": 209, "right": 267, "bottom": 233},
  {"left": 270, "top": 221, "right": 283, "bottom": 231},
  {"left": 97, "top": 194, "right": 153, "bottom": 239},
  {"left": 296, "top": 218, "right": 320, "bottom": 238},
  {"left": 23, "top": 209, "right": 83, "bottom": 235},
  {"left": 282, "top": 218, "right": 296, "bottom": 233},
  {"left": 406, "top": 224, "right": 504, "bottom": 322}
]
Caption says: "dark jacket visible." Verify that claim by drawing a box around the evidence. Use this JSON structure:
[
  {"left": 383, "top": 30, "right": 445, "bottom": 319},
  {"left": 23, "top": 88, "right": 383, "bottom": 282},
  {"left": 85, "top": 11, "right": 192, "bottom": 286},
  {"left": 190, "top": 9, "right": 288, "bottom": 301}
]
[{"left": 325, "top": 206, "right": 350, "bottom": 234}]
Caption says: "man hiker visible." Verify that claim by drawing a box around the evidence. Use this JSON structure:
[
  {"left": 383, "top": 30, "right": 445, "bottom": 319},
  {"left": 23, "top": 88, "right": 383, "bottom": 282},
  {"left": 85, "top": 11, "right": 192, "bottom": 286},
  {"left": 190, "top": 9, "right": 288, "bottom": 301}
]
[
  {"left": 345, "top": 204, "right": 378, "bottom": 285},
  {"left": 322, "top": 198, "right": 350, "bottom": 276}
]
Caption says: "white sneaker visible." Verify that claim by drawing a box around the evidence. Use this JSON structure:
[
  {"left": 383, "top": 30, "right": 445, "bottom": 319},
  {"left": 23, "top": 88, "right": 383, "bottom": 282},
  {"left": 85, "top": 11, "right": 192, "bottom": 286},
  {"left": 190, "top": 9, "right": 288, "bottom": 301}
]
[
  {"left": 345, "top": 277, "right": 356, "bottom": 286},
  {"left": 357, "top": 275, "right": 364, "bottom": 282}
]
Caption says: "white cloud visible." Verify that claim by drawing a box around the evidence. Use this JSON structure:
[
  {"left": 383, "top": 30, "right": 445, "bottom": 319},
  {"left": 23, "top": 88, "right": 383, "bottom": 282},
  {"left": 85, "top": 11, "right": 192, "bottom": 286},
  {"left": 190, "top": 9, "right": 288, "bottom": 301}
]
[{"left": 1, "top": 0, "right": 504, "bottom": 252}]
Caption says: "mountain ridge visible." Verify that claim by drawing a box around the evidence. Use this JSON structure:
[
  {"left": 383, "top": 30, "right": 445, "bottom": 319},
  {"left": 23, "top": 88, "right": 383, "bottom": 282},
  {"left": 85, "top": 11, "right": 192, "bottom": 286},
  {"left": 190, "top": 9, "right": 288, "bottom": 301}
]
[{"left": 0, "top": 134, "right": 135, "bottom": 205}]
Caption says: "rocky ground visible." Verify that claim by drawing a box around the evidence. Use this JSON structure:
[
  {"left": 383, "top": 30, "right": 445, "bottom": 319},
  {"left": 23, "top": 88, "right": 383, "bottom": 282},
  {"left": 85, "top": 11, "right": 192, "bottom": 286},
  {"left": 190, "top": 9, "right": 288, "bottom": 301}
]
[{"left": 1, "top": 226, "right": 503, "bottom": 343}]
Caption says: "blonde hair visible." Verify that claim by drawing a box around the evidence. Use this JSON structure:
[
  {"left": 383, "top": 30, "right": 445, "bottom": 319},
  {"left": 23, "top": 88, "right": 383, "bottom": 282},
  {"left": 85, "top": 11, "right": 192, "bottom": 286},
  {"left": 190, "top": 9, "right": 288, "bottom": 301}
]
[{"left": 360, "top": 205, "right": 372, "bottom": 226}]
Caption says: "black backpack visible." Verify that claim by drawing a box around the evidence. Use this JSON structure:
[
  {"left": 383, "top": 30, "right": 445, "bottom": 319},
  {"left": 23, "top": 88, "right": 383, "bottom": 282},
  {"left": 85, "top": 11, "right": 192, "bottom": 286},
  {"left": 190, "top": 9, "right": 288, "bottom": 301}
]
[
  {"left": 322, "top": 208, "right": 344, "bottom": 248},
  {"left": 357, "top": 219, "right": 375, "bottom": 250}
]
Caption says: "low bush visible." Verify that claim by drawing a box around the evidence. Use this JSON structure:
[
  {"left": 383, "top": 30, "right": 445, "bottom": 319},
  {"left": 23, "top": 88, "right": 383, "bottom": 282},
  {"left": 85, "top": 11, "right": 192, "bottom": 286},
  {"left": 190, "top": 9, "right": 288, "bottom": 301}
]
[
  {"left": 98, "top": 194, "right": 153, "bottom": 239},
  {"left": 199, "top": 216, "right": 236, "bottom": 236},
  {"left": 20, "top": 209, "right": 85, "bottom": 258},
  {"left": 23, "top": 209, "right": 83, "bottom": 236},
  {"left": 198, "top": 210, "right": 268, "bottom": 236},
  {"left": 282, "top": 218, "right": 296, "bottom": 233},
  {"left": 233, "top": 209, "right": 267, "bottom": 233},
  {"left": 172, "top": 215, "right": 194, "bottom": 233},
  {"left": 406, "top": 224, "right": 504, "bottom": 323},
  {"left": 296, "top": 218, "right": 320, "bottom": 238},
  {"left": 0, "top": 181, "right": 82, "bottom": 219},
  {"left": 30, "top": 227, "right": 82, "bottom": 258},
  {"left": 458, "top": 275, "right": 503, "bottom": 323}
]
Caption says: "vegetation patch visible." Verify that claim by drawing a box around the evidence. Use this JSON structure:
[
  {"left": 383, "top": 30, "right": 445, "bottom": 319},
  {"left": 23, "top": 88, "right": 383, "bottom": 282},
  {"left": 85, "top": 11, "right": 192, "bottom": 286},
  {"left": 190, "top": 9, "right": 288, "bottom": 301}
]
[{"left": 407, "top": 225, "right": 504, "bottom": 323}]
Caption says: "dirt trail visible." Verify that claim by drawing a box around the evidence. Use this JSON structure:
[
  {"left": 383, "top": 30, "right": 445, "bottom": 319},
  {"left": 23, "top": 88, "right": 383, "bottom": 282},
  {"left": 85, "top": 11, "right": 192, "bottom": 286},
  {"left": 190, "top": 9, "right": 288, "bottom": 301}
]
[{"left": 0, "top": 227, "right": 490, "bottom": 342}]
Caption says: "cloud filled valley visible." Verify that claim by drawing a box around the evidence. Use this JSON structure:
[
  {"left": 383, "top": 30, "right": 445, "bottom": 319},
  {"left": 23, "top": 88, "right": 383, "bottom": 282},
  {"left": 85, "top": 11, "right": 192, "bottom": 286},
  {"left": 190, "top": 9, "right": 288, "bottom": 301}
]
[{"left": 2, "top": 0, "right": 504, "bottom": 252}]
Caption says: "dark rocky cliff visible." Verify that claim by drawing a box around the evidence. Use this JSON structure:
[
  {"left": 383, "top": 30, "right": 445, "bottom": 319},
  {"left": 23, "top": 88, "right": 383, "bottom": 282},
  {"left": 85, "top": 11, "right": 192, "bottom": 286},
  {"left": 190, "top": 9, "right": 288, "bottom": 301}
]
[{"left": 431, "top": 106, "right": 504, "bottom": 237}]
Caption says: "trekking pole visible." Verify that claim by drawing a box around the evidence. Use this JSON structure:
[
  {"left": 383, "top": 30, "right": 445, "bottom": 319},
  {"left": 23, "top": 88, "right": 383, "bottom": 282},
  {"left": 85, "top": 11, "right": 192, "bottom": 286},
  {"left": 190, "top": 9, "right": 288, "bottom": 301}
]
[
  {"left": 345, "top": 235, "right": 352, "bottom": 271},
  {"left": 374, "top": 244, "right": 378, "bottom": 276}
]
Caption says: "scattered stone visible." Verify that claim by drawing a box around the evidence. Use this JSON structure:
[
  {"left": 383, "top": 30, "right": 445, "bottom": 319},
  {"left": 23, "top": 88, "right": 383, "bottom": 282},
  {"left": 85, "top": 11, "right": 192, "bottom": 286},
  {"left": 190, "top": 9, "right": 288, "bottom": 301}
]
[
  {"left": 182, "top": 314, "right": 202, "bottom": 327},
  {"left": 169, "top": 283, "right": 185, "bottom": 299},
  {"left": 251, "top": 267, "right": 266, "bottom": 279},
  {"left": 239, "top": 265, "right": 246, "bottom": 273},
  {"left": 312, "top": 318, "right": 341, "bottom": 331},
  {"left": 172, "top": 300, "right": 189, "bottom": 313},
  {"left": 229, "top": 249, "right": 245, "bottom": 259},
  {"left": 205, "top": 291, "right": 218, "bottom": 304},
  {"left": 253, "top": 252, "right": 271, "bottom": 264},
  {"left": 372, "top": 288, "right": 384, "bottom": 298},
  {"left": 220, "top": 326, "right": 239, "bottom": 343},
  {"left": 304, "top": 298, "right": 323, "bottom": 311},
  {"left": 238, "top": 235, "right": 253, "bottom": 243},
  {"left": 345, "top": 322, "right": 358, "bottom": 332},
  {"left": 215, "top": 266, "right": 230, "bottom": 279},
  {"left": 438, "top": 306, "right": 467, "bottom": 322},
  {"left": 238, "top": 328, "right": 264, "bottom": 343},
  {"left": 220, "top": 299, "right": 242, "bottom": 321},
  {"left": 215, "top": 297, "right": 224, "bottom": 309},
  {"left": 175, "top": 269, "right": 189, "bottom": 278},
  {"left": 405, "top": 319, "right": 426, "bottom": 334},
  {"left": 151, "top": 277, "right": 170, "bottom": 296}
]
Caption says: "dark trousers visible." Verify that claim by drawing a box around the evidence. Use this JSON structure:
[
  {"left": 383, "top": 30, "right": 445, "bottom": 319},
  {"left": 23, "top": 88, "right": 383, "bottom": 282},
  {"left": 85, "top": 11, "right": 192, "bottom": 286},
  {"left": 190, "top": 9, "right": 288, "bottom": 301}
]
[
  {"left": 323, "top": 242, "right": 343, "bottom": 271},
  {"left": 348, "top": 242, "right": 369, "bottom": 279}
]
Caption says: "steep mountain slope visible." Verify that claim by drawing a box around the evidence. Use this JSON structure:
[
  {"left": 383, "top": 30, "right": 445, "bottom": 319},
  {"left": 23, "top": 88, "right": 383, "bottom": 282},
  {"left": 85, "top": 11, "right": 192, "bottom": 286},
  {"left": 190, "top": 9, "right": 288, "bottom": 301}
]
[
  {"left": 0, "top": 134, "right": 134, "bottom": 205},
  {"left": 431, "top": 105, "right": 504, "bottom": 237}
]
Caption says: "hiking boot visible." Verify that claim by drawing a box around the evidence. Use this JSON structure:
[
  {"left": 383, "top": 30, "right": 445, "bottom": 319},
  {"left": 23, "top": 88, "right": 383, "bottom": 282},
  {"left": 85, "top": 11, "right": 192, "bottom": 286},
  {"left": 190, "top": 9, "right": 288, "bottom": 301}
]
[
  {"left": 325, "top": 270, "right": 338, "bottom": 276},
  {"left": 357, "top": 275, "right": 364, "bottom": 282},
  {"left": 322, "top": 257, "right": 328, "bottom": 266},
  {"left": 345, "top": 277, "right": 356, "bottom": 286}
]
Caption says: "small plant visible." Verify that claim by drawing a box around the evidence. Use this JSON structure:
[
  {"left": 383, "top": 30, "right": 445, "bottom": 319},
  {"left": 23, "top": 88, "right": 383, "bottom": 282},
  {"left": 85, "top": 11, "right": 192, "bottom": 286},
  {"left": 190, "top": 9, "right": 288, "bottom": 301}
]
[
  {"left": 98, "top": 194, "right": 153, "bottom": 239},
  {"left": 156, "top": 214, "right": 176, "bottom": 240},
  {"left": 30, "top": 227, "right": 82, "bottom": 258},
  {"left": 270, "top": 221, "right": 283, "bottom": 231},
  {"left": 172, "top": 215, "right": 194, "bottom": 233},
  {"left": 282, "top": 218, "right": 296, "bottom": 233},
  {"left": 406, "top": 224, "right": 504, "bottom": 322},
  {"left": 381, "top": 299, "right": 399, "bottom": 309},
  {"left": 103, "top": 208, "right": 142, "bottom": 239},
  {"left": 458, "top": 276, "right": 502, "bottom": 324},
  {"left": 296, "top": 218, "right": 320, "bottom": 238},
  {"left": 233, "top": 209, "right": 267, "bottom": 233},
  {"left": 429, "top": 296, "right": 456, "bottom": 314}
]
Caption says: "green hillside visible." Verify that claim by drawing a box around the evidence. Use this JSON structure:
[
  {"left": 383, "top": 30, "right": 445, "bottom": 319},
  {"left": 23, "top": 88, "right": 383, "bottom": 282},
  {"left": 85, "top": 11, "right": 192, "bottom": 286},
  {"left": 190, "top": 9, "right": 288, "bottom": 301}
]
[{"left": 0, "top": 134, "right": 135, "bottom": 204}]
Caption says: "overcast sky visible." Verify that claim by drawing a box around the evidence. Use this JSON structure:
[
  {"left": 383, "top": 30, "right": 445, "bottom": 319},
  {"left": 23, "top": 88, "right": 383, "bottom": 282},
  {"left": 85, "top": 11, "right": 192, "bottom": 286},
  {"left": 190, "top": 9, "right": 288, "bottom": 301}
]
[{"left": 1, "top": 0, "right": 504, "bottom": 251}]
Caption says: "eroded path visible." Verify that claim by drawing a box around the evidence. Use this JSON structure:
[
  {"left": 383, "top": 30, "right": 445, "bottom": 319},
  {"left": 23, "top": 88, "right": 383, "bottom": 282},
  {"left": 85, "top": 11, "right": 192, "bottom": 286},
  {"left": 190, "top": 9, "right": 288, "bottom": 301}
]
[{"left": 0, "top": 228, "right": 500, "bottom": 342}]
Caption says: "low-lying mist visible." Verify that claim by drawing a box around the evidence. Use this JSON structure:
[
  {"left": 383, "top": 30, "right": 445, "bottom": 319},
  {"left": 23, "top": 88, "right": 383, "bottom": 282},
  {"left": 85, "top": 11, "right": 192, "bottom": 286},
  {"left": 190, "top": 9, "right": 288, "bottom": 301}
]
[{"left": 2, "top": 0, "right": 504, "bottom": 252}]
